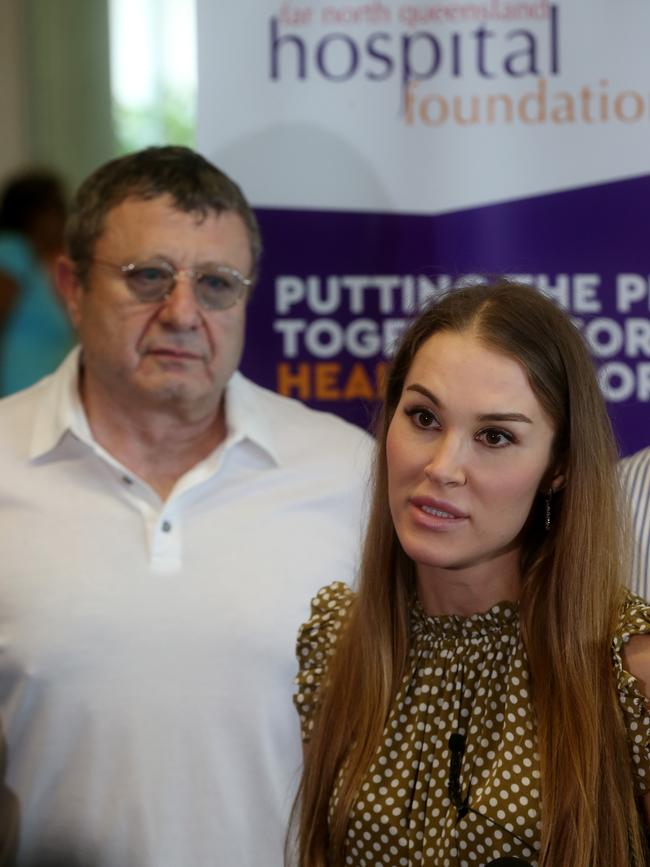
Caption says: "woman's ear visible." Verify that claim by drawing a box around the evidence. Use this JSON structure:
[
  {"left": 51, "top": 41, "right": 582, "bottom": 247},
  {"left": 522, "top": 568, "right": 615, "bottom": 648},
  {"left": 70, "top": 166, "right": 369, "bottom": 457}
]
[
  {"left": 550, "top": 468, "right": 566, "bottom": 493},
  {"left": 541, "top": 464, "right": 566, "bottom": 496}
]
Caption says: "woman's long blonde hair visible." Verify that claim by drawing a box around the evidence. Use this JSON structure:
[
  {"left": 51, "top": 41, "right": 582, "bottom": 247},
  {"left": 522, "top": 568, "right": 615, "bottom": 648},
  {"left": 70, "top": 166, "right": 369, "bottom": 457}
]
[{"left": 292, "top": 281, "right": 646, "bottom": 867}]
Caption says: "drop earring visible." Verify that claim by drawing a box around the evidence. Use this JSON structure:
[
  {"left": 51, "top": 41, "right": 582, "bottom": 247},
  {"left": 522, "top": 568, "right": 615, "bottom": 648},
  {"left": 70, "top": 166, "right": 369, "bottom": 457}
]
[{"left": 545, "top": 488, "right": 553, "bottom": 532}]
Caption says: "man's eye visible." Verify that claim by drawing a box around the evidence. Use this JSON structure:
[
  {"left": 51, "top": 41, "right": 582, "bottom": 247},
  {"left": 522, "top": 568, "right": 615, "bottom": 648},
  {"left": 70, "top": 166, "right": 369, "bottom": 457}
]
[
  {"left": 199, "top": 273, "right": 232, "bottom": 292},
  {"left": 477, "top": 428, "right": 513, "bottom": 447},
  {"left": 126, "top": 267, "right": 169, "bottom": 289},
  {"left": 135, "top": 267, "right": 166, "bottom": 282}
]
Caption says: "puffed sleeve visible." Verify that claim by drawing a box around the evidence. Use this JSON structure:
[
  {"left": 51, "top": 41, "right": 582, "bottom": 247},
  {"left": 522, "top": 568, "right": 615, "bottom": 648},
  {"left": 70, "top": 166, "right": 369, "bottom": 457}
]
[
  {"left": 612, "top": 592, "right": 650, "bottom": 794},
  {"left": 293, "top": 581, "right": 355, "bottom": 742}
]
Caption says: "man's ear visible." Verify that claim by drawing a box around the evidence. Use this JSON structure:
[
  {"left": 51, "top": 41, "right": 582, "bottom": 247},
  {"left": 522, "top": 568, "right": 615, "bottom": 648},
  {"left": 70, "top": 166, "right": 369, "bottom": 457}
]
[{"left": 55, "top": 256, "right": 84, "bottom": 329}]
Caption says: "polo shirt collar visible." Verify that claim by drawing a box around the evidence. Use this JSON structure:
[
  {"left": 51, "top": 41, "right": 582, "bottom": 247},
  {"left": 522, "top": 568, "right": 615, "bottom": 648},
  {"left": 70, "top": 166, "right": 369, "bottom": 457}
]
[
  {"left": 29, "top": 347, "right": 92, "bottom": 459},
  {"left": 29, "top": 348, "right": 280, "bottom": 467},
  {"left": 222, "top": 371, "right": 281, "bottom": 466}
]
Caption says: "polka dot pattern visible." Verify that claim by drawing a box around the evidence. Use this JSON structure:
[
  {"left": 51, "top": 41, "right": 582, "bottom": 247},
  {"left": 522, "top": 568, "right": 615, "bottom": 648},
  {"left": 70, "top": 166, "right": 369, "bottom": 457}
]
[
  {"left": 612, "top": 593, "right": 650, "bottom": 793},
  {"left": 294, "top": 583, "right": 650, "bottom": 866}
]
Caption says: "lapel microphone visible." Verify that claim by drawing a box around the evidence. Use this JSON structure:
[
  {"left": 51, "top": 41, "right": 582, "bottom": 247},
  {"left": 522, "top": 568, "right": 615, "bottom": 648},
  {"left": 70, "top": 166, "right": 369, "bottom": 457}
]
[
  {"left": 448, "top": 733, "right": 533, "bottom": 867},
  {"left": 447, "top": 732, "right": 469, "bottom": 819}
]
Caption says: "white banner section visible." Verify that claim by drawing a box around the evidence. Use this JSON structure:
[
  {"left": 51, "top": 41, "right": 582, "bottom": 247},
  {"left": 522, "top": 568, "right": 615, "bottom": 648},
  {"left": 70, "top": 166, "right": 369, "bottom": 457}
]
[{"left": 198, "top": 1, "right": 650, "bottom": 215}]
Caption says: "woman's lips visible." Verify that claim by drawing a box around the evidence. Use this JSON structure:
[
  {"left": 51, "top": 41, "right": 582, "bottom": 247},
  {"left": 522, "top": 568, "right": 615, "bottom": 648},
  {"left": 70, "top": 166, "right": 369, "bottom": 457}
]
[
  {"left": 411, "top": 497, "right": 469, "bottom": 520},
  {"left": 421, "top": 504, "right": 458, "bottom": 519}
]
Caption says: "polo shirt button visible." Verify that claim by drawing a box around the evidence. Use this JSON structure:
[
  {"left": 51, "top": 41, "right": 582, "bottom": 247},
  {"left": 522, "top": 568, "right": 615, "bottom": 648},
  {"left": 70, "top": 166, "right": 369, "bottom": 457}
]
[
  {"left": 122, "top": 475, "right": 133, "bottom": 485},
  {"left": 161, "top": 520, "right": 172, "bottom": 533}
]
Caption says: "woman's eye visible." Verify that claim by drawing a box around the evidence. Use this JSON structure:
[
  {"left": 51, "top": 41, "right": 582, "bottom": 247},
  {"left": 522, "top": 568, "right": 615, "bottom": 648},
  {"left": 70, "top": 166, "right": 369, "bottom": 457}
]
[
  {"left": 477, "top": 428, "right": 513, "bottom": 447},
  {"left": 405, "top": 407, "right": 438, "bottom": 429}
]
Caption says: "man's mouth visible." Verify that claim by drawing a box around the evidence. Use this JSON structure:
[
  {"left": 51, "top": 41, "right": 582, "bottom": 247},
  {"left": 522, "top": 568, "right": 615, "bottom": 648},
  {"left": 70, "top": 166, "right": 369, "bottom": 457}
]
[{"left": 148, "top": 348, "right": 201, "bottom": 360}]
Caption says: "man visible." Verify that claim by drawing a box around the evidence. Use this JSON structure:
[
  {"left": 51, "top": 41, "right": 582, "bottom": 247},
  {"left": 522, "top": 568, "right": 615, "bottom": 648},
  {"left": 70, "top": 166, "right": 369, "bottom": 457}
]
[
  {"left": 621, "top": 445, "right": 650, "bottom": 599},
  {"left": 0, "top": 147, "right": 373, "bottom": 866}
]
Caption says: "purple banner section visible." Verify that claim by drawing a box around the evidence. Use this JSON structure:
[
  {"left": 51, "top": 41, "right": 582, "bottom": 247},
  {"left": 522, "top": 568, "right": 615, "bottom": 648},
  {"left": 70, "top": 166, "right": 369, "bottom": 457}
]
[{"left": 241, "top": 175, "right": 650, "bottom": 456}]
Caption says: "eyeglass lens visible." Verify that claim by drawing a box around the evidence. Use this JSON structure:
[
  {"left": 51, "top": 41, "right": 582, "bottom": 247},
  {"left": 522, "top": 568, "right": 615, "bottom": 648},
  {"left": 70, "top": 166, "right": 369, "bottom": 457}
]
[{"left": 124, "top": 263, "right": 245, "bottom": 310}]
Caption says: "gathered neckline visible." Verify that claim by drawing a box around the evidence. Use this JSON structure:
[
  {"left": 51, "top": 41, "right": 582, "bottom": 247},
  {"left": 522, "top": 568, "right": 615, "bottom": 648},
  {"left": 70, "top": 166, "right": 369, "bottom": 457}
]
[{"left": 411, "top": 597, "right": 520, "bottom": 640}]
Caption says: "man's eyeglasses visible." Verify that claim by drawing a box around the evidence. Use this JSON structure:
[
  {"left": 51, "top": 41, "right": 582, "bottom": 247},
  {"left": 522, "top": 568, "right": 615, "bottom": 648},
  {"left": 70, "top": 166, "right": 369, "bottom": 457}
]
[{"left": 91, "top": 259, "right": 253, "bottom": 311}]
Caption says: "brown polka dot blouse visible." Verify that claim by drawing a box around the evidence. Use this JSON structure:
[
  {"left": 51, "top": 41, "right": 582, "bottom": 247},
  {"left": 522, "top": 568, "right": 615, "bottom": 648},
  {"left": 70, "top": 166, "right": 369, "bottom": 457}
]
[{"left": 294, "top": 582, "right": 650, "bottom": 867}]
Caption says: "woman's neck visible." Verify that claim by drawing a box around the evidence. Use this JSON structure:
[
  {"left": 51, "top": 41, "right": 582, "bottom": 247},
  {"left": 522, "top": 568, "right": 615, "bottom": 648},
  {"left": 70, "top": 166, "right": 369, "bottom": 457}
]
[{"left": 416, "top": 552, "right": 522, "bottom": 617}]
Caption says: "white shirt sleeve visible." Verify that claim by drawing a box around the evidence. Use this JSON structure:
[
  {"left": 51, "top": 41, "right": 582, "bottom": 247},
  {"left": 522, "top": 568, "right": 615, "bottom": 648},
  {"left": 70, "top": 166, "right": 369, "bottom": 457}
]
[{"left": 620, "top": 447, "right": 650, "bottom": 600}]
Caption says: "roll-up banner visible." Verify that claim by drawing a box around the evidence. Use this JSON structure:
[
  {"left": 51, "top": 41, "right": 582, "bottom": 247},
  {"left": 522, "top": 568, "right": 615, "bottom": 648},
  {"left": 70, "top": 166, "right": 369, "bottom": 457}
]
[{"left": 197, "top": 1, "right": 650, "bottom": 455}]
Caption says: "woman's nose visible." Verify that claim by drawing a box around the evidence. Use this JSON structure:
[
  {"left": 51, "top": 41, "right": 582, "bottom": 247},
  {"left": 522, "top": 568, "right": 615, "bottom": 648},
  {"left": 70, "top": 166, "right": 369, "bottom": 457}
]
[{"left": 423, "top": 435, "right": 467, "bottom": 487}]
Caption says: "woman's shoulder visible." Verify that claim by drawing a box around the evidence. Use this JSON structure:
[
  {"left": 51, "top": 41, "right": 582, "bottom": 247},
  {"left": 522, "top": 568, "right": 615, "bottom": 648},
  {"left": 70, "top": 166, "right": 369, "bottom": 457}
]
[
  {"left": 612, "top": 591, "right": 650, "bottom": 793},
  {"left": 613, "top": 591, "right": 650, "bottom": 684},
  {"left": 304, "top": 581, "right": 356, "bottom": 630},
  {"left": 296, "top": 581, "right": 356, "bottom": 673},
  {"left": 615, "top": 591, "right": 650, "bottom": 648},
  {"left": 294, "top": 581, "right": 356, "bottom": 741}
]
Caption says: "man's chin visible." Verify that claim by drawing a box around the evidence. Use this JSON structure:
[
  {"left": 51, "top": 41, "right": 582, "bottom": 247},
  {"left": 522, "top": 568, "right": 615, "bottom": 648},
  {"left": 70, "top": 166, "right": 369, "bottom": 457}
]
[{"left": 135, "top": 374, "right": 214, "bottom": 408}]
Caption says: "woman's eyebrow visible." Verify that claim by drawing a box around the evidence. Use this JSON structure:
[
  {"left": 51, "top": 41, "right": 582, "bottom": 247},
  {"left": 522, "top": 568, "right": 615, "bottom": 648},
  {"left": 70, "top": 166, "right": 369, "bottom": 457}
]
[
  {"left": 477, "top": 412, "right": 533, "bottom": 424},
  {"left": 405, "top": 383, "right": 440, "bottom": 405},
  {"left": 405, "top": 386, "right": 533, "bottom": 424}
]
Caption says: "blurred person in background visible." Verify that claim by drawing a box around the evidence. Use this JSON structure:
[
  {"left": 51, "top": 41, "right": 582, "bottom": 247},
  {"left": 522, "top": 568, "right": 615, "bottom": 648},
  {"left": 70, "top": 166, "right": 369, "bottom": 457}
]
[{"left": 0, "top": 170, "right": 75, "bottom": 395}]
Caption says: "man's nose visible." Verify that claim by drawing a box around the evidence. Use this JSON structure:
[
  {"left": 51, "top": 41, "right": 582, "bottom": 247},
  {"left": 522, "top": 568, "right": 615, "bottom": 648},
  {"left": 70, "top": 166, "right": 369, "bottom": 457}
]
[
  {"left": 423, "top": 434, "right": 467, "bottom": 487},
  {"left": 157, "top": 272, "right": 201, "bottom": 329}
]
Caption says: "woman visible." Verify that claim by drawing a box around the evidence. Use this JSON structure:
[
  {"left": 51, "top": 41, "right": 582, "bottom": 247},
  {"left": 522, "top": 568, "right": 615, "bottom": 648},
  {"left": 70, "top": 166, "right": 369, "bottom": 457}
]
[{"left": 292, "top": 281, "right": 650, "bottom": 866}]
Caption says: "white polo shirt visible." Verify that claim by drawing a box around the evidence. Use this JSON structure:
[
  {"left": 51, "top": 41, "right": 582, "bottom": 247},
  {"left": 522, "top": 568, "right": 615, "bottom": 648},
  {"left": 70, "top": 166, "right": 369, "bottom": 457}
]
[
  {"left": 621, "top": 446, "right": 650, "bottom": 600},
  {"left": 0, "top": 349, "right": 374, "bottom": 867}
]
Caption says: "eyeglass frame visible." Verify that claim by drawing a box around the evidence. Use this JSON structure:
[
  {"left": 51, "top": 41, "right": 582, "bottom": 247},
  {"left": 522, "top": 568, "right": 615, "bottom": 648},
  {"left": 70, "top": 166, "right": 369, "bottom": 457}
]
[{"left": 88, "top": 258, "right": 253, "bottom": 311}]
